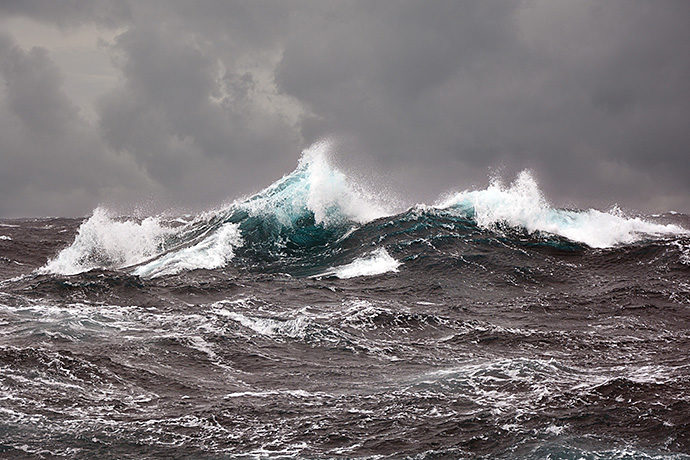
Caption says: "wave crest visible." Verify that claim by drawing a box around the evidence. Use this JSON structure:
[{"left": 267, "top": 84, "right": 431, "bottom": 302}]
[
  {"left": 436, "top": 170, "right": 686, "bottom": 248},
  {"left": 236, "top": 141, "right": 389, "bottom": 228}
]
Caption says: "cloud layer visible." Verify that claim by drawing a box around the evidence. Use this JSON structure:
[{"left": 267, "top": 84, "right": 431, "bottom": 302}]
[{"left": 1, "top": 1, "right": 688, "bottom": 216}]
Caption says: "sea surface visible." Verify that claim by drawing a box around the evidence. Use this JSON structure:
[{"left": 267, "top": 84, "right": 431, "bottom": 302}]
[{"left": 1, "top": 144, "right": 689, "bottom": 459}]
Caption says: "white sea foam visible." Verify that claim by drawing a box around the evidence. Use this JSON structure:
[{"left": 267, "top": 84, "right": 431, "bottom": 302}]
[
  {"left": 133, "top": 223, "right": 242, "bottom": 278},
  {"left": 674, "top": 241, "right": 690, "bottom": 265},
  {"left": 334, "top": 248, "right": 401, "bottom": 279},
  {"left": 227, "top": 311, "right": 312, "bottom": 339},
  {"left": 436, "top": 170, "right": 687, "bottom": 248},
  {"left": 0, "top": 235, "right": 11, "bottom": 241},
  {"left": 323, "top": 247, "right": 401, "bottom": 279},
  {"left": 40, "top": 208, "right": 175, "bottom": 275}
]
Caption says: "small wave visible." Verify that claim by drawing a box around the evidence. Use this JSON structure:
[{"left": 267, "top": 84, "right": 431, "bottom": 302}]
[
  {"left": 227, "top": 311, "right": 311, "bottom": 339},
  {"left": 0, "top": 235, "right": 11, "bottom": 241},
  {"left": 436, "top": 170, "right": 687, "bottom": 248},
  {"left": 320, "top": 248, "right": 401, "bottom": 279},
  {"left": 224, "top": 389, "right": 322, "bottom": 399},
  {"left": 673, "top": 241, "right": 690, "bottom": 265},
  {"left": 223, "top": 309, "right": 345, "bottom": 346}
]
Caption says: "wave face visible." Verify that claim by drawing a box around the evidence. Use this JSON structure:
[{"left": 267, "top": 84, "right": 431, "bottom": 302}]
[{"left": 2, "top": 142, "right": 689, "bottom": 459}]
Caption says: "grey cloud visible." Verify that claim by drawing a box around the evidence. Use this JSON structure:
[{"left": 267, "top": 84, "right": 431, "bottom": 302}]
[
  {"left": 0, "top": 1, "right": 688, "bottom": 216},
  {"left": 276, "top": 1, "right": 690, "bottom": 210},
  {"left": 97, "top": 10, "right": 303, "bottom": 209},
  {"left": 0, "top": 0, "right": 130, "bottom": 28},
  {"left": 0, "top": 33, "right": 155, "bottom": 217}
]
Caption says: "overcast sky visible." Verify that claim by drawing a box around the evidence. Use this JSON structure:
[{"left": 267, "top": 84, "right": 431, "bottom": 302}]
[{"left": 0, "top": 1, "right": 688, "bottom": 217}]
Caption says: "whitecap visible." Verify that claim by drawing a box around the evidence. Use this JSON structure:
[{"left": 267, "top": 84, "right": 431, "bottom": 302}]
[
  {"left": 322, "top": 247, "right": 401, "bottom": 279},
  {"left": 437, "top": 170, "right": 687, "bottom": 248}
]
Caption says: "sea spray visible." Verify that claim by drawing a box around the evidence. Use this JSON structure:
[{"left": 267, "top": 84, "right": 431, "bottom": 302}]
[{"left": 237, "top": 140, "right": 390, "bottom": 227}]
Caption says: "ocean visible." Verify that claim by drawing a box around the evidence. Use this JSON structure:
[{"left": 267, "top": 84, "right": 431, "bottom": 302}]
[{"left": 1, "top": 143, "right": 688, "bottom": 459}]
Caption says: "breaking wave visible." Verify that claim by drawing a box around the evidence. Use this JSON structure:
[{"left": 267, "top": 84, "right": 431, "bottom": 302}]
[
  {"left": 40, "top": 143, "right": 687, "bottom": 278},
  {"left": 436, "top": 170, "right": 686, "bottom": 248},
  {"left": 40, "top": 207, "right": 174, "bottom": 275},
  {"left": 41, "top": 141, "right": 389, "bottom": 277}
]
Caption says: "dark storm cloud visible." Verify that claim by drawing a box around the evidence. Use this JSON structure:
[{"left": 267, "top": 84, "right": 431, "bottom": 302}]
[
  {"left": 0, "top": 32, "right": 154, "bottom": 217},
  {"left": 97, "top": 10, "right": 302, "bottom": 208},
  {"left": 0, "top": 1, "right": 688, "bottom": 216},
  {"left": 277, "top": 1, "right": 690, "bottom": 209},
  {"left": 0, "top": 0, "right": 130, "bottom": 28}
]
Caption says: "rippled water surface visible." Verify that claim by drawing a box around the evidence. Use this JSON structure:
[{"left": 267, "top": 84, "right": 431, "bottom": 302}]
[{"left": 1, "top": 147, "right": 689, "bottom": 459}]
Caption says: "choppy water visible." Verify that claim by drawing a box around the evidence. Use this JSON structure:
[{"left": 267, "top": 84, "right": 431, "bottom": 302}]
[{"left": 1, "top": 143, "right": 689, "bottom": 459}]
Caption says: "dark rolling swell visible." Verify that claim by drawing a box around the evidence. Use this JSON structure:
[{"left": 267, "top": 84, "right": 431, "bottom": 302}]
[{"left": 1, "top": 209, "right": 689, "bottom": 458}]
